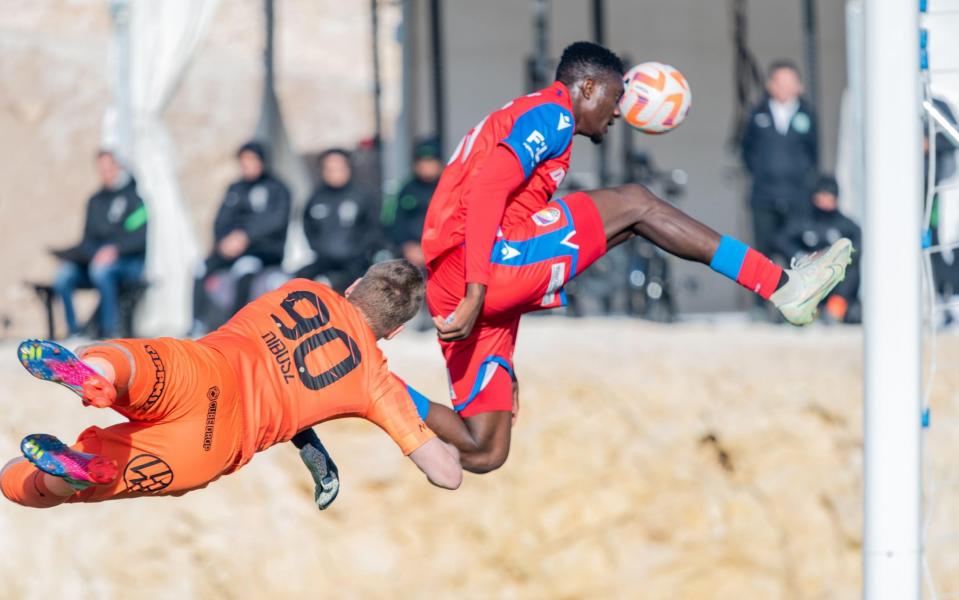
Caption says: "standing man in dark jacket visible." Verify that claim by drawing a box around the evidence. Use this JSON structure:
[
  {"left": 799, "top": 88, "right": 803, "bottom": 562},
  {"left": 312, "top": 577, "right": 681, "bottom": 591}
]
[
  {"left": 773, "top": 175, "right": 861, "bottom": 322},
  {"left": 192, "top": 141, "right": 291, "bottom": 332},
  {"left": 382, "top": 137, "right": 443, "bottom": 270},
  {"left": 295, "top": 148, "right": 382, "bottom": 291},
  {"left": 742, "top": 60, "right": 819, "bottom": 257},
  {"left": 52, "top": 150, "right": 147, "bottom": 337}
]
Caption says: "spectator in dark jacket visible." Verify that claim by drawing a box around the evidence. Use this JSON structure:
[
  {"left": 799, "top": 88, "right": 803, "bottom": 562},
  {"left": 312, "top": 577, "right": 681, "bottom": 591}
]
[
  {"left": 52, "top": 150, "right": 147, "bottom": 337},
  {"left": 295, "top": 149, "right": 382, "bottom": 291},
  {"left": 742, "top": 60, "right": 819, "bottom": 257},
  {"left": 774, "top": 174, "right": 861, "bottom": 322},
  {"left": 382, "top": 137, "right": 442, "bottom": 269},
  {"left": 192, "top": 141, "right": 291, "bottom": 332}
]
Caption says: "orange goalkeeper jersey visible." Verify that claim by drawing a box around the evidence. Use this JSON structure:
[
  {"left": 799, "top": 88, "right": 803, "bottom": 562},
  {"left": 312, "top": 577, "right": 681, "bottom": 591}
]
[{"left": 201, "top": 279, "right": 435, "bottom": 466}]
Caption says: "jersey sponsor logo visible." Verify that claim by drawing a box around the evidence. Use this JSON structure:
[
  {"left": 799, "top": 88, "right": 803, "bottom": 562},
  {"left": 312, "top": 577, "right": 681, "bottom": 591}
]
[
  {"left": 523, "top": 130, "right": 548, "bottom": 163},
  {"left": 261, "top": 330, "right": 295, "bottom": 384},
  {"left": 541, "top": 262, "right": 567, "bottom": 306},
  {"left": 549, "top": 168, "right": 567, "bottom": 187},
  {"left": 107, "top": 196, "right": 127, "bottom": 223},
  {"left": 142, "top": 344, "right": 166, "bottom": 409},
  {"left": 249, "top": 185, "right": 269, "bottom": 212},
  {"left": 337, "top": 200, "right": 359, "bottom": 226},
  {"left": 500, "top": 243, "right": 521, "bottom": 260},
  {"left": 557, "top": 113, "right": 572, "bottom": 131},
  {"left": 309, "top": 203, "right": 330, "bottom": 220},
  {"left": 792, "top": 112, "right": 811, "bottom": 134},
  {"left": 203, "top": 386, "right": 219, "bottom": 452},
  {"left": 123, "top": 453, "right": 174, "bottom": 493},
  {"left": 532, "top": 207, "right": 561, "bottom": 227}
]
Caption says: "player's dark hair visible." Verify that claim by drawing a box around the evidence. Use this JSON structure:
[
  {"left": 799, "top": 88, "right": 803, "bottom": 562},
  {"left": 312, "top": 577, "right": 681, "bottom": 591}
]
[
  {"left": 237, "top": 140, "right": 268, "bottom": 163},
  {"left": 555, "top": 41, "right": 625, "bottom": 87},
  {"left": 767, "top": 59, "right": 801, "bottom": 80},
  {"left": 318, "top": 147, "right": 351, "bottom": 166},
  {"left": 348, "top": 259, "right": 425, "bottom": 338}
]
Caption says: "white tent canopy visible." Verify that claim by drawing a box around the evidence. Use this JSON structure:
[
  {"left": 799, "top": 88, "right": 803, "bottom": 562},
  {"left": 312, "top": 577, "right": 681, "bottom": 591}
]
[{"left": 104, "top": 0, "right": 220, "bottom": 336}]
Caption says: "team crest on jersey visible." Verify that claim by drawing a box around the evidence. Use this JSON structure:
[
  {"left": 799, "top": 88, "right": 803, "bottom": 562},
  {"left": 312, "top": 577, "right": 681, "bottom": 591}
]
[{"left": 532, "top": 207, "right": 561, "bottom": 227}]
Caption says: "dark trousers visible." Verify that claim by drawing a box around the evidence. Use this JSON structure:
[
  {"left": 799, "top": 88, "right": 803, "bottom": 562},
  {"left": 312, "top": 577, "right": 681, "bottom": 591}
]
[
  {"left": 750, "top": 202, "right": 790, "bottom": 258},
  {"left": 193, "top": 253, "right": 272, "bottom": 330},
  {"left": 53, "top": 258, "right": 144, "bottom": 336}
]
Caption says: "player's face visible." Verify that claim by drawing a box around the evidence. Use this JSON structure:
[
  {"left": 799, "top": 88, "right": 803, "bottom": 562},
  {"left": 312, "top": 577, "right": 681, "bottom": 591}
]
[
  {"left": 96, "top": 153, "right": 120, "bottom": 188},
  {"left": 238, "top": 151, "right": 264, "bottom": 181},
  {"left": 766, "top": 68, "right": 802, "bottom": 103},
  {"left": 580, "top": 74, "right": 624, "bottom": 144},
  {"left": 322, "top": 153, "right": 352, "bottom": 188},
  {"left": 413, "top": 157, "right": 443, "bottom": 182},
  {"left": 812, "top": 191, "right": 838, "bottom": 212}
]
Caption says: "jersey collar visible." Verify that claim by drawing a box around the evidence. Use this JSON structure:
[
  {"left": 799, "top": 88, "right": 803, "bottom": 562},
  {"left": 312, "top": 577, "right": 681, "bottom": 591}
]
[{"left": 549, "top": 81, "right": 574, "bottom": 112}]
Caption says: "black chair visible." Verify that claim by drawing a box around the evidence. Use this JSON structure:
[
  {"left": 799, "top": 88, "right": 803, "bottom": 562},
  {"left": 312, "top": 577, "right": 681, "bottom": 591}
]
[{"left": 28, "top": 280, "right": 149, "bottom": 340}]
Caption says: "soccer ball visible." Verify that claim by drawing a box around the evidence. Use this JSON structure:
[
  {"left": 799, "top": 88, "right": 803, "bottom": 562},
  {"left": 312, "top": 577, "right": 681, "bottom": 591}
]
[{"left": 620, "top": 62, "right": 691, "bottom": 134}]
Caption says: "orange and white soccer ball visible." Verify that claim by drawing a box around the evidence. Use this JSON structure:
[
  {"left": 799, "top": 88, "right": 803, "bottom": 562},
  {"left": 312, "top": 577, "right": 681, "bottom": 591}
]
[{"left": 620, "top": 62, "right": 691, "bottom": 134}]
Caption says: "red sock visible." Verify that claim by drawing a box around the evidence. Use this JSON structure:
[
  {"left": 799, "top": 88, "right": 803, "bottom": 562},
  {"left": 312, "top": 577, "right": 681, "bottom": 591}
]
[{"left": 736, "top": 248, "right": 784, "bottom": 300}]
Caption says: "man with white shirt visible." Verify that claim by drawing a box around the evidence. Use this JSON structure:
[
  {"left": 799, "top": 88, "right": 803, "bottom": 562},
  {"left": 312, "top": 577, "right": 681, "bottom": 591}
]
[{"left": 741, "top": 60, "right": 819, "bottom": 261}]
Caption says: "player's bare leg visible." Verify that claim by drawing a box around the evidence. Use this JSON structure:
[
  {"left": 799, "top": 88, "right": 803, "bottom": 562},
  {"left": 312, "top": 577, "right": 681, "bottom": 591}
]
[
  {"left": 588, "top": 184, "right": 853, "bottom": 325},
  {"left": 425, "top": 405, "right": 512, "bottom": 474},
  {"left": 590, "top": 183, "right": 723, "bottom": 262}
]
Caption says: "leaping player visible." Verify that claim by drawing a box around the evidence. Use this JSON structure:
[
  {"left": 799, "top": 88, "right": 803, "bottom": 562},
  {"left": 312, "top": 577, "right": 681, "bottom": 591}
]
[
  {"left": 1, "top": 261, "right": 461, "bottom": 508},
  {"left": 404, "top": 41, "right": 852, "bottom": 474}
]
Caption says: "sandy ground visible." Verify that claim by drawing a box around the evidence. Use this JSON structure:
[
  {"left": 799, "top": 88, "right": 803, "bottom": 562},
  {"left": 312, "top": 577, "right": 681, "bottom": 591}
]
[{"left": 1, "top": 318, "right": 958, "bottom": 600}]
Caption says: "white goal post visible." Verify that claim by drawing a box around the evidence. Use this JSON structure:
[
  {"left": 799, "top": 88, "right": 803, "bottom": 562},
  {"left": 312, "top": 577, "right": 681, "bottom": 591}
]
[{"left": 862, "top": 0, "right": 923, "bottom": 598}]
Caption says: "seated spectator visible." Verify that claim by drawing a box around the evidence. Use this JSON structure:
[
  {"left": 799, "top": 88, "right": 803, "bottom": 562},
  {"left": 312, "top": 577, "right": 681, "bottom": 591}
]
[
  {"left": 295, "top": 148, "right": 382, "bottom": 291},
  {"left": 52, "top": 150, "right": 147, "bottom": 338},
  {"left": 192, "top": 141, "right": 291, "bottom": 333},
  {"left": 773, "top": 174, "right": 861, "bottom": 322},
  {"left": 382, "top": 137, "right": 442, "bottom": 270}
]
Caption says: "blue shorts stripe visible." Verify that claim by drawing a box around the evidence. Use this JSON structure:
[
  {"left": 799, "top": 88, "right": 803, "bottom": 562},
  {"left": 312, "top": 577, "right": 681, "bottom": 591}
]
[
  {"left": 452, "top": 355, "right": 514, "bottom": 413},
  {"left": 489, "top": 197, "right": 580, "bottom": 277}
]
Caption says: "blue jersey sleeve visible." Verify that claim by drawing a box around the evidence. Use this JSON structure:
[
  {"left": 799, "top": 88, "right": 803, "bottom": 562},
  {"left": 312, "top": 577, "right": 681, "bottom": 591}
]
[{"left": 501, "top": 103, "right": 574, "bottom": 178}]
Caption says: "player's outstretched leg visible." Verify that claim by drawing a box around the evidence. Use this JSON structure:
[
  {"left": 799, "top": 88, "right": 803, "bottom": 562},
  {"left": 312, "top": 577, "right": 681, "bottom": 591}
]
[
  {"left": 1, "top": 433, "right": 119, "bottom": 508},
  {"left": 587, "top": 184, "right": 852, "bottom": 325},
  {"left": 18, "top": 340, "right": 117, "bottom": 407},
  {"left": 21, "top": 434, "right": 118, "bottom": 488}
]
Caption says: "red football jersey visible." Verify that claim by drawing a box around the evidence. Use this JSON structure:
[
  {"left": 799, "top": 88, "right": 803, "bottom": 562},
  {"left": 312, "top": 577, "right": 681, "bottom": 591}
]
[{"left": 422, "top": 81, "right": 576, "bottom": 265}]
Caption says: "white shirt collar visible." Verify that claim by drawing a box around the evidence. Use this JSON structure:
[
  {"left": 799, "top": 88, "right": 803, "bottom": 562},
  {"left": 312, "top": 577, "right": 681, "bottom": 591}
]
[{"left": 769, "top": 98, "right": 800, "bottom": 135}]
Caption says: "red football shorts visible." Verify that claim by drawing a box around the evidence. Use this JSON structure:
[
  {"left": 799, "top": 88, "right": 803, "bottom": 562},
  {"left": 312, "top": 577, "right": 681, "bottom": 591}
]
[{"left": 426, "top": 192, "right": 606, "bottom": 417}]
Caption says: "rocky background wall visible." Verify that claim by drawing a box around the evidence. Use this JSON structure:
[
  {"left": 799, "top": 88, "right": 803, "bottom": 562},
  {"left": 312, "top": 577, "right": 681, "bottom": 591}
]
[{"left": 0, "top": 0, "right": 400, "bottom": 338}]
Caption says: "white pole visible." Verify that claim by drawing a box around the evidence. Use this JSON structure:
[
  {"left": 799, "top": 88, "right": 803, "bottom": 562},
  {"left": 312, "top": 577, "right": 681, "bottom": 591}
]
[{"left": 863, "top": 0, "right": 923, "bottom": 597}]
